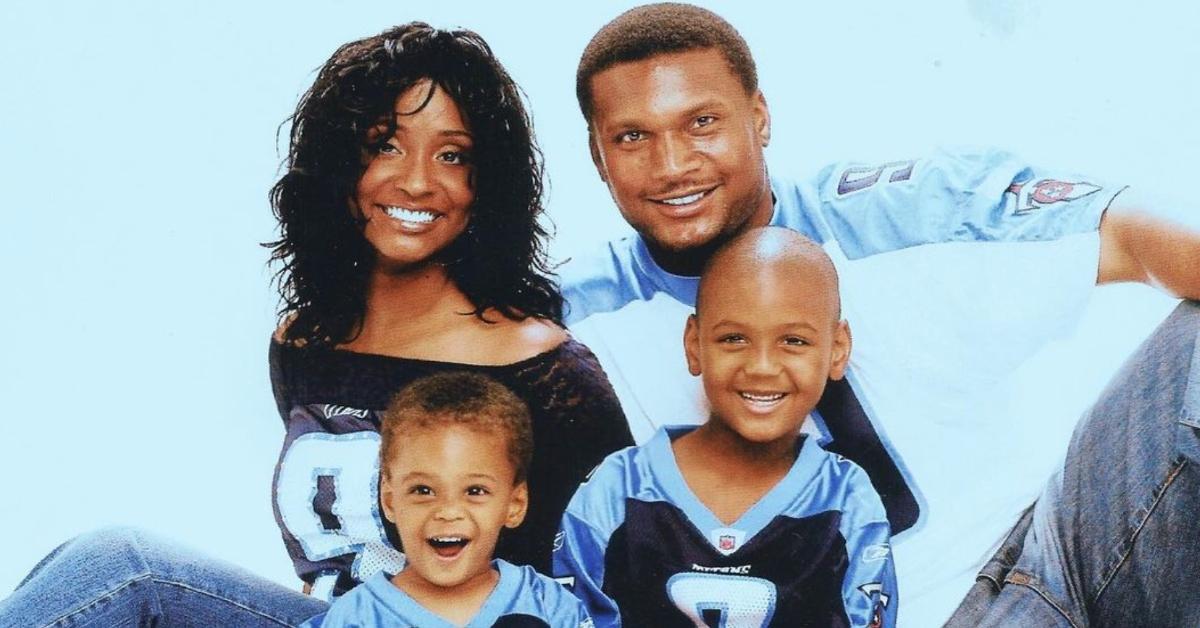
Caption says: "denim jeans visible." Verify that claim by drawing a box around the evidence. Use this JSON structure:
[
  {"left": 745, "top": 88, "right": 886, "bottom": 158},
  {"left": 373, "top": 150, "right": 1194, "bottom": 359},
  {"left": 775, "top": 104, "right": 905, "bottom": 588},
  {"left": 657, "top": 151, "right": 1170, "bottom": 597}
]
[
  {"left": 945, "top": 300, "right": 1200, "bottom": 627},
  {"left": 5, "top": 304, "right": 1198, "bottom": 627},
  {"left": 0, "top": 527, "right": 327, "bottom": 627}
]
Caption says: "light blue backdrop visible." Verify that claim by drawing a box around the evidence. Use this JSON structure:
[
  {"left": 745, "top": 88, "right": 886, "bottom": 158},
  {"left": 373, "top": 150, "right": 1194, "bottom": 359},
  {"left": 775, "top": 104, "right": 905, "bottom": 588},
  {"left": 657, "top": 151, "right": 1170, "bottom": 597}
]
[{"left": 1, "top": 0, "right": 1193, "bottom": 594}]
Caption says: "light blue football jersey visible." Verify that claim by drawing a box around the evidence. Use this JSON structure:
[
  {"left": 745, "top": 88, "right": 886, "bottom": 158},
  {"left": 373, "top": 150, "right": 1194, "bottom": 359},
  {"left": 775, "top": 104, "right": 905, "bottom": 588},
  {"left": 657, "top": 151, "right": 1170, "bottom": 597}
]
[
  {"left": 302, "top": 559, "right": 593, "bottom": 628},
  {"left": 554, "top": 427, "right": 897, "bottom": 628},
  {"left": 561, "top": 147, "right": 1123, "bottom": 626}
]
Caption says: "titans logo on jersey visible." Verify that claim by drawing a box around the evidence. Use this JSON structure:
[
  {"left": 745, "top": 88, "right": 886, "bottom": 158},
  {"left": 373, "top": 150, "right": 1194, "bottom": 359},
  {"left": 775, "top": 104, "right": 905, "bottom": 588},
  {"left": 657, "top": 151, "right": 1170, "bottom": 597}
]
[{"left": 554, "top": 428, "right": 897, "bottom": 628}]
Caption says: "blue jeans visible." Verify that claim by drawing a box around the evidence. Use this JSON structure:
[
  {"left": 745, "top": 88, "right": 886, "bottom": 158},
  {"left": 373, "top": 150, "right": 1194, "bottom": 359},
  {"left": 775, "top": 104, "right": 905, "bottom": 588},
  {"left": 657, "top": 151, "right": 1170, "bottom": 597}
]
[
  {"left": 5, "top": 304, "right": 1198, "bottom": 627},
  {"left": 0, "top": 527, "right": 327, "bottom": 627},
  {"left": 945, "top": 300, "right": 1200, "bottom": 627}
]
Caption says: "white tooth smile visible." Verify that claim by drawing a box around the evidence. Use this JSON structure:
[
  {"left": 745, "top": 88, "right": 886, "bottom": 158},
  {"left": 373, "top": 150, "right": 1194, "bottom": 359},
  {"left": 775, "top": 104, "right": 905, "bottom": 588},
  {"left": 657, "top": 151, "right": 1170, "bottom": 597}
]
[
  {"left": 431, "top": 536, "right": 465, "bottom": 543},
  {"left": 740, "top": 392, "right": 785, "bottom": 403},
  {"left": 383, "top": 206, "right": 439, "bottom": 223},
  {"left": 660, "top": 191, "right": 706, "bottom": 206}
]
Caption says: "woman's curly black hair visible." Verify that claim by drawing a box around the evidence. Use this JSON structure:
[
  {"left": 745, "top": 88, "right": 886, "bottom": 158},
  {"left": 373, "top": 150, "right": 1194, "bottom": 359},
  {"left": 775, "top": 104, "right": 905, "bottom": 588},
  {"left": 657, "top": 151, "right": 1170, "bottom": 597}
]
[{"left": 268, "top": 22, "right": 561, "bottom": 347}]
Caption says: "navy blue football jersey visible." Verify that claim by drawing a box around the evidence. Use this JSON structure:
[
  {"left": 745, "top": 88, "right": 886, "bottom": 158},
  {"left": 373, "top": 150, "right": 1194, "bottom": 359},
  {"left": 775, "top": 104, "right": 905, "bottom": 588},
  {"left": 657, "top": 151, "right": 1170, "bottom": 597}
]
[
  {"left": 554, "top": 427, "right": 896, "bottom": 628},
  {"left": 302, "top": 560, "right": 594, "bottom": 628}
]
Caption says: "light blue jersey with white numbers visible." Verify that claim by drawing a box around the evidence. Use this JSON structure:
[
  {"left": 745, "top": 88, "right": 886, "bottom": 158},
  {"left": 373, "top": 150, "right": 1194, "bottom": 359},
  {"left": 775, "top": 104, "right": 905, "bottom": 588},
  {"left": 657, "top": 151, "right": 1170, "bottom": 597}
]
[{"left": 561, "top": 147, "right": 1123, "bottom": 626}]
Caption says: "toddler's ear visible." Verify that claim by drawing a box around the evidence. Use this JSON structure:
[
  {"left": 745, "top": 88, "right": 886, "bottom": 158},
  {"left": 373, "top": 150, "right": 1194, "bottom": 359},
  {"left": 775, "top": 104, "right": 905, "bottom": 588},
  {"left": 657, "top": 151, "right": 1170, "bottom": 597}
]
[
  {"left": 379, "top": 477, "right": 397, "bottom": 523},
  {"left": 505, "top": 482, "right": 529, "bottom": 529}
]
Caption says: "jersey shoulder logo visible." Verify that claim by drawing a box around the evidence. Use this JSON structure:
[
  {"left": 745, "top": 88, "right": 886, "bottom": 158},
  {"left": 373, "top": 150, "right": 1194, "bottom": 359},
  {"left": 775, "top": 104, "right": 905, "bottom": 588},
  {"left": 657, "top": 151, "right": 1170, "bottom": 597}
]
[
  {"left": 858, "top": 582, "right": 892, "bottom": 628},
  {"left": 322, "top": 404, "right": 371, "bottom": 420},
  {"left": 1006, "top": 178, "right": 1102, "bottom": 216}
]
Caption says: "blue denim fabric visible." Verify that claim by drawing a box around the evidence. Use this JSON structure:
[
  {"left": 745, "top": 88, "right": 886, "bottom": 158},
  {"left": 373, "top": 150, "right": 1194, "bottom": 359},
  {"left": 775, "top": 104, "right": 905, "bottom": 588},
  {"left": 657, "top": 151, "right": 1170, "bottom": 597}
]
[
  {"left": 0, "top": 527, "right": 327, "bottom": 627},
  {"left": 946, "top": 300, "right": 1200, "bottom": 627}
]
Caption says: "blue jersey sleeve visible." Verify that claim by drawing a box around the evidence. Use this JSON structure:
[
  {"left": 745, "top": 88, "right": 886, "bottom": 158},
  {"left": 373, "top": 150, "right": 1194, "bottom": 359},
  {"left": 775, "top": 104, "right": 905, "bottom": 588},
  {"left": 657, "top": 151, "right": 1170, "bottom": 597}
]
[
  {"left": 837, "top": 467, "right": 898, "bottom": 628},
  {"left": 509, "top": 563, "right": 598, "bottom": 628},
  {"left": 554, "top": 509, "right": 621, "bottom": 628},
  {"left": 801, "top": 146, "right": 1124, "bottom": 260},
  {"left": 539, "top": 572, "right": 597, "bottom": 628}
]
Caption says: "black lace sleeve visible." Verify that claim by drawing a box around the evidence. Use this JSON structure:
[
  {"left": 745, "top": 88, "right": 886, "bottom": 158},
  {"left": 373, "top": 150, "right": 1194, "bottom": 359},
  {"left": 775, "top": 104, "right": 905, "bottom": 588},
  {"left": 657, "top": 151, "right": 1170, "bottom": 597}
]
[
  {"left": 492, "top": 337, "right": 635, "bottom": 573},
  {"left": 268, "top": 338, "right": 292, "bottom": 423}
]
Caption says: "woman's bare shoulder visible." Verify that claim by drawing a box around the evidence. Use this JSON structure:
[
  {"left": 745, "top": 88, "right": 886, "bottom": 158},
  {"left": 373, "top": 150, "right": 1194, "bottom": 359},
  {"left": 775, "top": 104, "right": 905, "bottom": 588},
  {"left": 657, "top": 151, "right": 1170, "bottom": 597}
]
[
  {"left": 463, "top": 313, "right": 566, "bottom": 365},
  {"left": 510, "top": 316, "right": 568, "bottom": 354}
]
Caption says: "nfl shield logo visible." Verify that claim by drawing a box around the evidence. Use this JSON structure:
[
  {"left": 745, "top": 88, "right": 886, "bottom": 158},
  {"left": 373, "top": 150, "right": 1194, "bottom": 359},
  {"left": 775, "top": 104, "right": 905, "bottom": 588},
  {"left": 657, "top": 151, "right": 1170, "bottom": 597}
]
[{"left": 711, "top": 527, "right": 745, "bottom": 555}]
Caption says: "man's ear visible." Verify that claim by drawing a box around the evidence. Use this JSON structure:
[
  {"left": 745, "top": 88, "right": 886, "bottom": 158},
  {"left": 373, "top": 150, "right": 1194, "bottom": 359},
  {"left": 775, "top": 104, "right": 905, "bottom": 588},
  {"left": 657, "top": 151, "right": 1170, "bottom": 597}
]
[
  {"left": 588, "top": 131, "right": 608, "bottom": 183},
  {"left": 684, "top": 314, "right": 703, "bottom": 377},
  {"left": 505, "top": 481, "right": 529, "bottom": 529},
  {"left": 828, "top": 320, "right": 852, "bottom": 381},
  {"left": 753, "top": 90, "right": 771, "bottom": 147}
]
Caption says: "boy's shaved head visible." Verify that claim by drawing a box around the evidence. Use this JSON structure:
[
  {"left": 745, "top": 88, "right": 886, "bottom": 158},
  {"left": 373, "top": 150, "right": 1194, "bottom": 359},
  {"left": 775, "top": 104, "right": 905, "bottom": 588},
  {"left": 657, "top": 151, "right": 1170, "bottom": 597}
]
[
  {"left": 696, "top": 226, "right": 841, "bottom": 321},
  {"left": 684, "top": 225, "right": 851, "bottom": 449}
]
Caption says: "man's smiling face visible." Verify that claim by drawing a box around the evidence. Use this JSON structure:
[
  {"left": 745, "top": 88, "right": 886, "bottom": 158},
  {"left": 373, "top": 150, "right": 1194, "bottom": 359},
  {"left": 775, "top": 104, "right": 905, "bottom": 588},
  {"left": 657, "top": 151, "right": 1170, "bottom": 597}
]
[{"left": 587, "top": 48, "right": 774, "bottom": 274}]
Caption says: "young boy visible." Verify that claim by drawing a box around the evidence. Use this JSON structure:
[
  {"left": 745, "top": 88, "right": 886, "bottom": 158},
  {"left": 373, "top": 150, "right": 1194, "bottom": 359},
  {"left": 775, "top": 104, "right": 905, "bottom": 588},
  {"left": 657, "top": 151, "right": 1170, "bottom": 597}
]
[
  {"left": 554, "top": 227, "right": 897, "bottom": 627},
  {"left": 304, "top": 372, "right": 593, "bottom": 628}
]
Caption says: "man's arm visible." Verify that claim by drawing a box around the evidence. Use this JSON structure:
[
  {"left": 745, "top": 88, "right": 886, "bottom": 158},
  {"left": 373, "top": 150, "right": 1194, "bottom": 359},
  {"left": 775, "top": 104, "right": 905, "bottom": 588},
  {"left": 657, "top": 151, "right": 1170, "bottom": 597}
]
[{"left": 1099, "top": 196, "right": 1200, "bottom": 299}]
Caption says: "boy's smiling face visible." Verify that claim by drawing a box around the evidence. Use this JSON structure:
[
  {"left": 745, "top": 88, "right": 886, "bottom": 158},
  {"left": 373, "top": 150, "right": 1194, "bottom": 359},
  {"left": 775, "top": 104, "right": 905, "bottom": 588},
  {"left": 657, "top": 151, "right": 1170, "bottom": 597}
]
[
  {"left": 685, "top": 229, "right": 850, "bottom": 447},
  {"left": 380, "top": 422, "right": 527, "bottom": 592}
]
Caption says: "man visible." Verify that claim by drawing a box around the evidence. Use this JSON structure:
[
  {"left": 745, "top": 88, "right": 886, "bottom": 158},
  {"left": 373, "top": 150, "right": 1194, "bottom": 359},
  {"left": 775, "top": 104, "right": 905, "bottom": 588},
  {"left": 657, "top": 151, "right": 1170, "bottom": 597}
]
[{"left": 560, "top": 3, "right": 1200, "bottom": 626}]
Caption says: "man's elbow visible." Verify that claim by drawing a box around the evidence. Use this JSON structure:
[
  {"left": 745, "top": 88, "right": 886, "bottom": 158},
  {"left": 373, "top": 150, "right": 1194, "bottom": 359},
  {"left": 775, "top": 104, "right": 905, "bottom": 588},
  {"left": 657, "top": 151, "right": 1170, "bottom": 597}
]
[{"left": 1099, "top": 205, "right": 1200, "bottom": 299}]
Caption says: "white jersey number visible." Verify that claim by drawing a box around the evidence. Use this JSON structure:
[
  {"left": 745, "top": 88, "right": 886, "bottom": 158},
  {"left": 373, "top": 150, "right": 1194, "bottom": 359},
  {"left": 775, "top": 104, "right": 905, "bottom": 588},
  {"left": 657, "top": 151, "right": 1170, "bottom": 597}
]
[
  {"left": 275, "top": 432, "right": 404, "bottom": 598},
  {"left": 667, "top": 573, "right": 777, "bottom": 628}
]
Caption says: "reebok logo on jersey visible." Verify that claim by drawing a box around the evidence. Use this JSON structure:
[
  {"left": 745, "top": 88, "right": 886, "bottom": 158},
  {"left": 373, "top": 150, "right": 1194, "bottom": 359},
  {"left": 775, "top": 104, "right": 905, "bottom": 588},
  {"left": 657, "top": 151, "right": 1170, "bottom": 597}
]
[
  {"left": 862, "top": 543, "right": 890, "bottom": 562},
  {"left": 322, "top": 405, "right": 370, "bottom": 420},
  {"left": 1006, "top": 178, "right": 1102, "bottom": 216},
  {"left": 553, "top": 531, "right": 566, "bottom": 551},
  {"left": 691, "top": 563, "right": 752, "bottom": 575}
]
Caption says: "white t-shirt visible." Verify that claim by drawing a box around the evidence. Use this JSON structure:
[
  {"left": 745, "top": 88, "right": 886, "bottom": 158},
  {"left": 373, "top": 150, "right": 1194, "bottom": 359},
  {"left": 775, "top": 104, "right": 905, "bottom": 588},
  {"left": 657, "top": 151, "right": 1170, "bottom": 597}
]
[{"left": 561, "top": 147, "right": 1121, "bottom": 626}]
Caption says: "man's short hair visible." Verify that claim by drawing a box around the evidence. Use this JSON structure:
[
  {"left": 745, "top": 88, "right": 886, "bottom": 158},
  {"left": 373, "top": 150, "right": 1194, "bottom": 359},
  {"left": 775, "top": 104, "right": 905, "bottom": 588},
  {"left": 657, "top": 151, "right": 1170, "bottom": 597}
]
[
  {"left": 380, "top": 372, "right": 533, "bottom": 483},
  {"left": 576, "top": 3, "right": 758, "bottom": 123}
]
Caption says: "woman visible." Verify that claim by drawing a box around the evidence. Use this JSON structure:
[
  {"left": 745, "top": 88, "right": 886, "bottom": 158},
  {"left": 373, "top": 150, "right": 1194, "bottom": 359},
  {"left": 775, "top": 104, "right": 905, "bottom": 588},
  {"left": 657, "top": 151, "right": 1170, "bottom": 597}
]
[
  {"left": 267, "top": 21, "right": 633, "bottom": 599},
  {"left": 0, "top": 23, "right": 632, "bottom": 626}
]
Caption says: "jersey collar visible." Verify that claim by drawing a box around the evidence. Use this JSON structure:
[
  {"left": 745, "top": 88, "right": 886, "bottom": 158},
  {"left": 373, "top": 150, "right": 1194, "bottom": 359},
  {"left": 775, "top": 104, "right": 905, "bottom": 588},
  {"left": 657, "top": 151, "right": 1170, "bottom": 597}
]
[
  {"left": 364, "top": 560, "right": 519, "bottom": 627},
  {"left": 645, "top": 425, "right": 826, "bottom": 550}
]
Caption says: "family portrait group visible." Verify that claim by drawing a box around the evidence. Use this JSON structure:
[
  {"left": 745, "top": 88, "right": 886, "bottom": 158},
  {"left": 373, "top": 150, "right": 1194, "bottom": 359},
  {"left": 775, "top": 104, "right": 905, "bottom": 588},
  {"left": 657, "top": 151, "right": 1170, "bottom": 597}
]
[{"left": 2, "top": 1, "right": 1198, "bottom": 626}]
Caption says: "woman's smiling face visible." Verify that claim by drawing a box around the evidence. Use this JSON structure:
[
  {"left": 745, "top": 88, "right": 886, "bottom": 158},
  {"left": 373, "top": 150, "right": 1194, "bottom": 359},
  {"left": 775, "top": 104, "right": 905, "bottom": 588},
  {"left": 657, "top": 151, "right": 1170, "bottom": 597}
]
[{"left": 354, "top": 80, "right": 475, "bottom": 271}]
